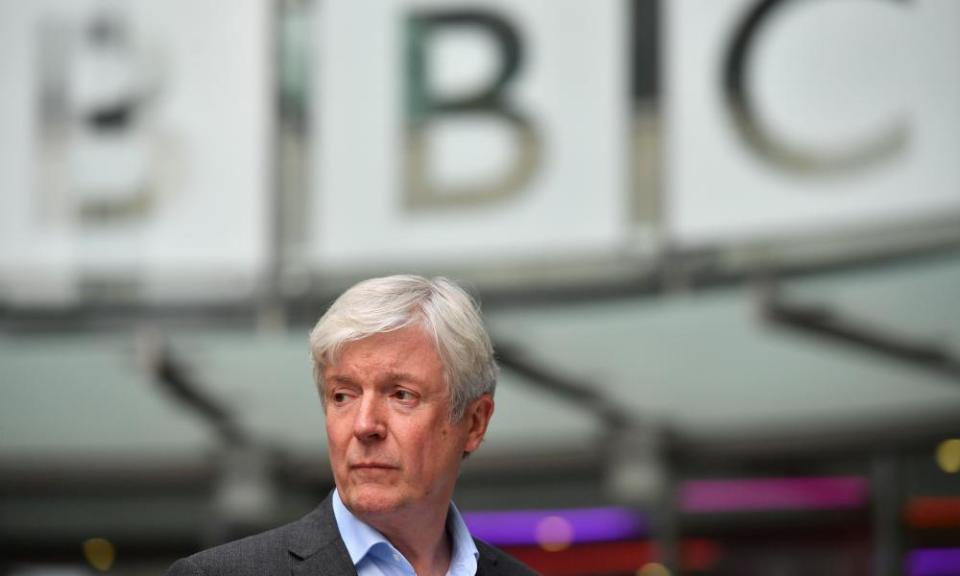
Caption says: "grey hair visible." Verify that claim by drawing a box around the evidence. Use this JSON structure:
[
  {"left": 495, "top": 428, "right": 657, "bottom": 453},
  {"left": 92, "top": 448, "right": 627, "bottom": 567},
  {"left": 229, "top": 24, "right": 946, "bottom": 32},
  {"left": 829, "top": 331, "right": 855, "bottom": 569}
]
[{"left": 309, "top": 275, "right": 497, "bottom": 421}]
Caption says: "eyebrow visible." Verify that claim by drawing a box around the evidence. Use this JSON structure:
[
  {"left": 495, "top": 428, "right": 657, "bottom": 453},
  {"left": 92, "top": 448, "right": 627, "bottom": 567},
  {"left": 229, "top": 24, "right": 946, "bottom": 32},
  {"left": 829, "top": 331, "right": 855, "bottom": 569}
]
[
  {"left": 325, "top": 374, "right": 357, "bottom": 386},
  {"left": 381, "top": 371, "right": 426, "bottom": 386},
  {"left": 324, "top": 371, "right": 426, "bottom": 386}
]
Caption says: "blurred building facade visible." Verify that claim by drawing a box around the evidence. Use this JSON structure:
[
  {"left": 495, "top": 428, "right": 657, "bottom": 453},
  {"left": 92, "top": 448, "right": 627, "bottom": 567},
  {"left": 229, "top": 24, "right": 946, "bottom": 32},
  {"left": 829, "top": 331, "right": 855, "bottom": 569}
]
[{"left": 2, "top": 1, "right": 960, "bottom": 575}]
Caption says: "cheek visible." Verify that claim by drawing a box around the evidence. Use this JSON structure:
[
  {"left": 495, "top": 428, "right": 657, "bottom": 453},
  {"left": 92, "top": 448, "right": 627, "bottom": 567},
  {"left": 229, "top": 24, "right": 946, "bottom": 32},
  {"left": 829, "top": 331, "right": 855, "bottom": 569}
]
[
  {"left": 423, "top": 425, "right": 465, "bottom": 465},
  {"left": 325, "top": 416, "right": 351, "bottom": 454}
]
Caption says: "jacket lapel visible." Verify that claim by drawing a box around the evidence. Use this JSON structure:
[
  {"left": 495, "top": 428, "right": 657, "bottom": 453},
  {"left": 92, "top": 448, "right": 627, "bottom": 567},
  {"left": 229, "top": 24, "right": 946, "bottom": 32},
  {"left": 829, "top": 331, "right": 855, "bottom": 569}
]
[
  {"left": 290, "top": 543, "right": 356, "bottom": 576},
  {"left": 474, "top": 539, "right": 501, "bottom": 576},
  {"left": 287, "top": 492, "right": 357, "bottom": 576},
  {"left": 286, "top": 493, "right": 507, "bottom": 576}
]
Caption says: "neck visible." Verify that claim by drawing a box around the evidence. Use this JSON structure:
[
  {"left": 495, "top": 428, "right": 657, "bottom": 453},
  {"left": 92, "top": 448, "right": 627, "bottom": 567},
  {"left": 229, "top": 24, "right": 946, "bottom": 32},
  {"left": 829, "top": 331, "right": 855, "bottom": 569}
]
[{"left": 363, "top": 504, "right": 453, "bottom": 576}]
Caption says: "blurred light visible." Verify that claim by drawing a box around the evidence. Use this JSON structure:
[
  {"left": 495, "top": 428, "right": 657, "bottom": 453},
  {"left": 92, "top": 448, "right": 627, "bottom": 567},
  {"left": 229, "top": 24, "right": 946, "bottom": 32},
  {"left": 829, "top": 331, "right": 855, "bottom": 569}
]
[
  {"left": 681, "top": 539, "right": 725, "bottom": 571},
  {"left": 906, "top": 497, "right": 960, "bottom": 529},
  {"left": 464, "top": 507, "right": 647, "bottom": 547},
  {"left": 467, "top": 476, "right": 866, "bottom": 548},
  {"left": 935, "top": 439, "right": 960, "bottom": 474},
  {"left": 637, "top": 563, "right": 670, "bottom": 576},
  {"left": 82, "top": 538, "right": 115, "bottom": 572},
  {"left": 906, "top": 548, "right": 960, "bottom": 576},
  {"left": 681, "top": 476, "right": 867, "bottom": 513},
  {"left": 535, "top": 516, "right": 574, "bottom": 551},
  {"left": 502, "top": 539, "right": 721, "bottom": 576},
  {"left": 507, "top": 541, "right": 654, "bottom": 576}
]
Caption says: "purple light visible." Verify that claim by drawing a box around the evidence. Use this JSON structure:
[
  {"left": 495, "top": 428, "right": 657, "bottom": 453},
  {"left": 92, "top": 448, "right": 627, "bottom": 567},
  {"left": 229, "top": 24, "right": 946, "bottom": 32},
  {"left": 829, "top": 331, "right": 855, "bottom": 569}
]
[
  {"left": 907, "top": 548, "right": 960, "bottom": 576},
  {"left": 681, "top": 476, "right": 868, "bottom": 513},
  {"left": 463, "top": 476, "right": 869, "bottom": 547},
  {"left": 463, "top": 507, "right": 647, "bottom": 546}
]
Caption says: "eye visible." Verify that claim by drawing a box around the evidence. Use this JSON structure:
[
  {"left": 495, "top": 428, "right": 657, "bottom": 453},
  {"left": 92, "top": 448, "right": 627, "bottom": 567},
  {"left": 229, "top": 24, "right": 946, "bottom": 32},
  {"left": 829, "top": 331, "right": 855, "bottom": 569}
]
[
  {"left": 329, "top": 389, "right": 355, "bottom": 405},
  {"left": 392, "top": 389, "right": 417, "bottom": 403}
]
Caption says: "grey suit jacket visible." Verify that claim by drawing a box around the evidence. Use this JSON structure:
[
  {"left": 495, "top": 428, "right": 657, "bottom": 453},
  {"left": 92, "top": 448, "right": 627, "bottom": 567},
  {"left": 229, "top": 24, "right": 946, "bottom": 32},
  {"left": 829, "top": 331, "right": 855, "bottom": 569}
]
[{"left": 166, "top": 493, "right": 537, "bottom": 576}]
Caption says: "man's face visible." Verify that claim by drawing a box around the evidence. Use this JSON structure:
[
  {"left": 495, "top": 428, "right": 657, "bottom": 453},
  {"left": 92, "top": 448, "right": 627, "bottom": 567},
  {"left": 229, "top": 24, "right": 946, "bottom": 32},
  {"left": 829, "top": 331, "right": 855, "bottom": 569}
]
[{"left": 322, "top": 326, "right": 493, "bottom": 520}]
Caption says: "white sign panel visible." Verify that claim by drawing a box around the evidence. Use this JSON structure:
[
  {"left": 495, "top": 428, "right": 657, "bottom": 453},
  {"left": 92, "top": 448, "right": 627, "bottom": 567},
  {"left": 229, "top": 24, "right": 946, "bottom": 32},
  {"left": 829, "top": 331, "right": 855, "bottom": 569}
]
[
  {"left": 0, "top": 0, "right": 270, "bottom": 303},
  {"left": 666, "top": 0, "right": 960, "bottom": 247},
  {"left": 309, "top": 0, "right": 630, "bottom": 273}
]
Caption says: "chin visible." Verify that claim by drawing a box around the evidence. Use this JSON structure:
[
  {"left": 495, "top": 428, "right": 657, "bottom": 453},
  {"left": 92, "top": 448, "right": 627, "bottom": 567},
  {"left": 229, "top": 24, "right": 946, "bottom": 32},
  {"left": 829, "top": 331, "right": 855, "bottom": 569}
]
[{"left": 343, "top": 485, "right": 408, "bottom": 516}]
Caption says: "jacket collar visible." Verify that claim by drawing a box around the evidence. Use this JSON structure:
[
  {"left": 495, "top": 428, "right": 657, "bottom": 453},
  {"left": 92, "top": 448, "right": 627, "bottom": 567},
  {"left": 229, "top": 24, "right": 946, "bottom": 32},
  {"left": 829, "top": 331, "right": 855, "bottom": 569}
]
[
  {"left": 284, "top": 491, "right": 503, "bottom": 576},
  {"left": 474, "top": 539, "right": 503, "bottom": 576},
  {"left": 286, "top": 492, "right": 357, "bottom": 576}
]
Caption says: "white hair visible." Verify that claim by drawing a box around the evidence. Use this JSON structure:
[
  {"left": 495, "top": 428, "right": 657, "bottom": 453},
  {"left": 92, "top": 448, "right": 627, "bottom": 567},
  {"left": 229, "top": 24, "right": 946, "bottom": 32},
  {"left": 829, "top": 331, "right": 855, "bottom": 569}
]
[{"left": 309, "top": 275, "right": 497, "bottom": 421}]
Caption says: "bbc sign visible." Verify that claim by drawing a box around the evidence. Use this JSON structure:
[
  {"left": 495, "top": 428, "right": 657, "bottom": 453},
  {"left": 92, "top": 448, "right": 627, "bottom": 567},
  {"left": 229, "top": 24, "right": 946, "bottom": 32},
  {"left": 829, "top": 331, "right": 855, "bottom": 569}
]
[
  {"left": 310, "top": 0, "right": 960, "bottom": 281},
  {"left": 2, "top": 0, "right": 957, "bottom": 304},
  {"left": 308, "top": 0, "right": 632, "bottom": 275},
  {"left": 0, "top": 0, "right": 270, "bottom": 304},
  {"left": 665, "top": 0, "right": 960, "bottom": 247}
]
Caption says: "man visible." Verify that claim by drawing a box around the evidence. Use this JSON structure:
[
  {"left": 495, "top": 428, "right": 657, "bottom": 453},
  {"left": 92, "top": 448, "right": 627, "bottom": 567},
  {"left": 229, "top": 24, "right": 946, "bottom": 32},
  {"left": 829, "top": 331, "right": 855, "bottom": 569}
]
[{"left": 167, "top": 275, "right": 536, "bottom": 576}]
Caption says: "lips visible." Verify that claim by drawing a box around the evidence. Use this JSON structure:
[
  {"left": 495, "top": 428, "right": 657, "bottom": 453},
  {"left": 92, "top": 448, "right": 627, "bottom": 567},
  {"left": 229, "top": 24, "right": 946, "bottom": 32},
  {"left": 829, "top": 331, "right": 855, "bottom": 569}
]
[{"left": 350, "top": 462, "right": 397, "bottom": 470}]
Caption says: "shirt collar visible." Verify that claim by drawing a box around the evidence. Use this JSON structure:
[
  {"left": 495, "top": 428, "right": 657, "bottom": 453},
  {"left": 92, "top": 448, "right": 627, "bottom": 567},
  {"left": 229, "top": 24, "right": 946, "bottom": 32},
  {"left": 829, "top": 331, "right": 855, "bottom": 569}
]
[
  {"left": 332, "top": 488, "right": 388, "bottom": 565},
  {"left": 446, "top": 498, "right": 480, "bottom": 575},
  {"left": 331, "top": 489, "right": 479, "bottom": 573}
]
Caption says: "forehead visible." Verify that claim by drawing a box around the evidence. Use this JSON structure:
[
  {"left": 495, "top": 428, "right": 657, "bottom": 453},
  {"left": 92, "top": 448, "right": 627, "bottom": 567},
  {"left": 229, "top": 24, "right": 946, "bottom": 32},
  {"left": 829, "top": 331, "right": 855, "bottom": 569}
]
[{"left": 323, "top": 327, "right": 445, "bottom": 382}]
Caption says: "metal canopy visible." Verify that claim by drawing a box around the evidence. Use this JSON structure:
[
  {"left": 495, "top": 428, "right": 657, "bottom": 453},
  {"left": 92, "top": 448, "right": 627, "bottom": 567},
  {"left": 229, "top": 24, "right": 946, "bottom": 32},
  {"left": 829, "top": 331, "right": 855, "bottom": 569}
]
[{"left": 3, "top": 251, "right": 959, "bottom": 467}]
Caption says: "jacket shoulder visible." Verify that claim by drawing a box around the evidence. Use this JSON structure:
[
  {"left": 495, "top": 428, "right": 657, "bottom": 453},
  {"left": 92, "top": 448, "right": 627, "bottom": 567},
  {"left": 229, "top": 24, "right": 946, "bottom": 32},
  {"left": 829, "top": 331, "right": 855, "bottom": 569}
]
[
  {"left": 164, "top": 523, "right": 292, "bottom": 576},
  {"left": 474, "top": 539, "right": 540, "bottom": 576},
  {"left": 166, "top": 494, "right": 348, "bottom": 576}
]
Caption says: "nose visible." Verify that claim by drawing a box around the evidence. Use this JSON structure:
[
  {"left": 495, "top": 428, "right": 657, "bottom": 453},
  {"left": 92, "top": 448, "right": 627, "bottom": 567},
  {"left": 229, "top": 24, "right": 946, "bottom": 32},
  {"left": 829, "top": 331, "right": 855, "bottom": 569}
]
[{"left": 353, "top": 395, "right": 386, "bottom": 442}]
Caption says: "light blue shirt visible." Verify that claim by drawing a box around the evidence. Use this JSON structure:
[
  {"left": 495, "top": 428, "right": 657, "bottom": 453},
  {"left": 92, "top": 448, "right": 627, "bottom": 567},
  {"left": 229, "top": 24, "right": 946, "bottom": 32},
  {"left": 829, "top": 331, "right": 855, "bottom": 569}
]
[{"left": 332, "top": 489, "right": 479, "bottom": 576}]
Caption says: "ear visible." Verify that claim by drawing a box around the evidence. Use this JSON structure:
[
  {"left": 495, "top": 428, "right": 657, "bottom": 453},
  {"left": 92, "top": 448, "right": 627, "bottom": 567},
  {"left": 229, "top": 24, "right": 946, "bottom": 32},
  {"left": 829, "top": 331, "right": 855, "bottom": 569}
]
[{"left": 463, "top": 394, "right": 495, "bottom": 454}]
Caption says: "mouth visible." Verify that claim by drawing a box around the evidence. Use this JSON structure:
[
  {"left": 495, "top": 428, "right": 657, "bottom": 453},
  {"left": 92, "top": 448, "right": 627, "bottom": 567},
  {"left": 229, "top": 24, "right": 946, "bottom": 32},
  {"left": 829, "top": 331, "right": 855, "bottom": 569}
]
[{"left": 350, "top": 462, "right": 397, "bottom": 470}]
